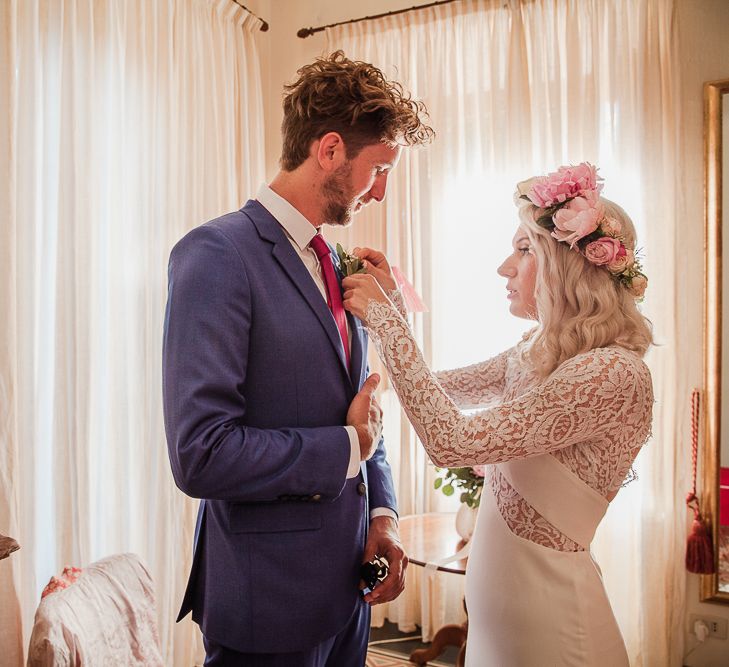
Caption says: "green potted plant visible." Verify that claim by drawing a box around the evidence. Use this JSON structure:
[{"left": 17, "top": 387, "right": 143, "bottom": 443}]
[{"left": 434, "top": 465, "right": 485, "bottom": 541}]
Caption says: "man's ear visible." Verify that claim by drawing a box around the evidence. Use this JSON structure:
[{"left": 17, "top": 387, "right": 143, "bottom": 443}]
[{"left": 314, "top": 132, "right": 346, "bottom": 172}]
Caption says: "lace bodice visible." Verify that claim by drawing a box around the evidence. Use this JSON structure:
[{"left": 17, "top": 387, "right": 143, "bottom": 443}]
[{"left": 368, "top": 294, "right": 653, "bottom": 551}]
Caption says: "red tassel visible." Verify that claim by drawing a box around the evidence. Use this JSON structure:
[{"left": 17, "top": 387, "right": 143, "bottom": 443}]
[
  {"left": 685, "top": 487, "right": 715, "bottom": 574},
  {"left": 685, "top": 514, "right": 715, "bottom": 574},
  {"left": 685, "top": 391, "right": 716, "bottom": 574}
]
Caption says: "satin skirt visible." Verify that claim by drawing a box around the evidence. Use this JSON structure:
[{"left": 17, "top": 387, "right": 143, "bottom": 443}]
[{"left": 463, "top": 476, "right": 629, "bottom": 666}]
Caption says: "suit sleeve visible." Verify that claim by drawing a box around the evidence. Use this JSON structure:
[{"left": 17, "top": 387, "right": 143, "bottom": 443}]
[
  {"left": 163, "top": 225, "right": 351, "bottom": 502},
  {"left": 366, "top": 435, "right": 398, "bottom": 518}
]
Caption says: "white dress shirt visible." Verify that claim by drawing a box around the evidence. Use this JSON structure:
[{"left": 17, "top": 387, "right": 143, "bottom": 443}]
[{"left": 256, "top": 185, "right": 396, "bottom": 522}]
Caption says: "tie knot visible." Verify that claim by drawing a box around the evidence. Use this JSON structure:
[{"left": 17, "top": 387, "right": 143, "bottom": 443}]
[{"left": 310, "top": 233, "right": 331, "bottom": 262}]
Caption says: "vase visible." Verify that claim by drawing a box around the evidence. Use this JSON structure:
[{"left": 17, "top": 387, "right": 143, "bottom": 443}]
[{"left": 455, "top": 503, "right": 478, "bottom": 542}]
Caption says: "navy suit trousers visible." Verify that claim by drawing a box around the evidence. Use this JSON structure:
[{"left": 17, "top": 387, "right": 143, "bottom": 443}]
[{"left": 202, "top": 598, "right": 370, "bottom": 666}]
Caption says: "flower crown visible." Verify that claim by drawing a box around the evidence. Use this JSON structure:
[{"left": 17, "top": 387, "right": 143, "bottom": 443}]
[{"left": 516, "top": 162, "right": 647, "bottom": 300}]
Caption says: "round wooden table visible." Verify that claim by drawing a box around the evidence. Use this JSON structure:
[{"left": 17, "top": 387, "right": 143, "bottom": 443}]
[{"left": 398, "top": 513, "right": 468, "bottom": 667}]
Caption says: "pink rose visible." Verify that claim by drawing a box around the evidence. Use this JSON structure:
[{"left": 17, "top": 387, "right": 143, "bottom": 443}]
[
  {"left": 527, "top": 162, "right": 603, "bottom": 208},
  {"left": 584, "top": 237, "right": 622, "bottom": 266},
  {"left": 472, "top": 465, "right": 486, "bottom": 477},
  {"left": 551, "top": 193, "right": 604, "bottom": 247},
  {"left": 629, "top": 274, "right": 648, "bottom": 298},
  {"left": 607, "top": 246, "right": 634, "bottom": 274},
  {"left": 600, "top": 217, "right": 622, "bottom": 237}
]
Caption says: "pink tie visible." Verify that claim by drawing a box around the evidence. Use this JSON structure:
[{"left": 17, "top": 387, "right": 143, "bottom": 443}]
[{"left": 310, "top": 233, "right": 350, "bottom": 368}]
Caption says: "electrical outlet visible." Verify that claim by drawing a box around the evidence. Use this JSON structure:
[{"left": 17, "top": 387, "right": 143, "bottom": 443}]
[{"left": 689, "top": 614, "right": 729, "bottom": 640}]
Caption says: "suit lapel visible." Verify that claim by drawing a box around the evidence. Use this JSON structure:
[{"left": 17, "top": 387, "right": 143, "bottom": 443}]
[
  {"left": 243, "top": 200, "right": 351, "bottom": 381},
  {"left": 347, "top": 311, "right": 366, "bottom": 387},
  {"left": 333, "top": 245, "right": 368, "bottom": 388},
  {"left": 330, "top": 254, "right": 367, "bottom": 388}
]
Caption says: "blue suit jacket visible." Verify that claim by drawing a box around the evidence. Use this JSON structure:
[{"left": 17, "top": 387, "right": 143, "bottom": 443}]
[{"left": 162, "top": 200, "right": 397, "bottom": 653}]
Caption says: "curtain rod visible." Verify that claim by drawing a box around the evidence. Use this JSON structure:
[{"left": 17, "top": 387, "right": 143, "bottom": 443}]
[
  {"left": 230, "top": 0, "right": 269, "bottom": 31},
  {"left": 297, "top": 0, "right": 459, "bottom": 38}
]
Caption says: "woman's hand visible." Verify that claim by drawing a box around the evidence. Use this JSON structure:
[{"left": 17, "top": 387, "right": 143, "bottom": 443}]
[
  {"left": 342, "top": 273, "right": 390, "bottom": 324},
  {"left": 354, "top": 247, "right": 397, "bottom": 293},
  {"left": 346, "top": 373, "right": 383, "bottom": 461}
]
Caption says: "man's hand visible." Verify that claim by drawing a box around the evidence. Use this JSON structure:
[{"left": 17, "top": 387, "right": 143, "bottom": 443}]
[
  {"left": 361, "top": 516, "right": 408, "bottom": 605},
  {"left": 346, "top": 374, "right": 382, "bottom": 461},
  {"left": 353, "top": 247, "right": 397, "bottom": 293}
]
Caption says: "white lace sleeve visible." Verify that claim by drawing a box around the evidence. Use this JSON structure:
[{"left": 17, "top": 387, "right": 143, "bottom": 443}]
[
  {"left": 433, "top": 350, "right": 511, "bottom": 409},
  {"left": 386, "top": 288, "right": 408, "bottom": 320},
  {"left": 385, "top": 288, "right": 507, "bottom": 408},
  {"left": 365, "top": 299, "right": 653, "bottom": 468}
]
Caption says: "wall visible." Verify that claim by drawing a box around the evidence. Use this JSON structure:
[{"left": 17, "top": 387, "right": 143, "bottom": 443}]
[
  {"left": 677, "top": 1, "right": 729, "bottom": 665},
  {"left": 248, "top": 0, "right": 729, "bottom": 664}
]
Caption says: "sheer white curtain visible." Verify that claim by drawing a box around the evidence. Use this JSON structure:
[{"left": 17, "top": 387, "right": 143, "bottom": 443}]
[
  {"left": 0, "top": 1, "right": 265, "bottom": 664},
  {"left": 326, "top": 0, "right": 684, "bottom": 663}
]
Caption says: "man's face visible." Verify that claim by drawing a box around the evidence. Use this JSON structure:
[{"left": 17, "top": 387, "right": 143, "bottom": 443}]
[{"left": 322, "top": 142, "right": 402, "bottom": 227}]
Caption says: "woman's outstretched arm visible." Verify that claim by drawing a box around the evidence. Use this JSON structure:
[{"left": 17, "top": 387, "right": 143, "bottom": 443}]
[{"left": 343, "top": 275, "right": 652, "bottom": 468}]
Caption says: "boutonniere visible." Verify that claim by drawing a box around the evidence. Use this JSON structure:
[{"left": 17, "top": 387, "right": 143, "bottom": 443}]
[{"left": 335, "top": 243, "right": 366, "bottom": 277}]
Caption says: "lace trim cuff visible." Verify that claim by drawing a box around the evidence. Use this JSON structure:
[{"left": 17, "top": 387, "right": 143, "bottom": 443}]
[{"left": 386, "top": 289, "right": 408, "bottom": 320}]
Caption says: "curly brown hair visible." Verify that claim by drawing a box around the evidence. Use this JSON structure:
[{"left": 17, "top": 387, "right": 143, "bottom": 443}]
[{"left": 280, "top": 51, "right": 434, "bottom": 171}]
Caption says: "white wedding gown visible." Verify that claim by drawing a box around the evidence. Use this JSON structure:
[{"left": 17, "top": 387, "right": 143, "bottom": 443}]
[{"left": 367, "top": 293, "right": 653, "bottom": 666}]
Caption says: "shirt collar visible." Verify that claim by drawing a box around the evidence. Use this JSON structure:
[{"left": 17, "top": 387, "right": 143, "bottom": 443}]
[{"left": 256, "top": 184, "right": 318, "bottom": 251}]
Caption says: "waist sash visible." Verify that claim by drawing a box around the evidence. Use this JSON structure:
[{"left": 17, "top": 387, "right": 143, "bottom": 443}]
[{"left": 497, "top": 454, "right": 608, "bottom": 550}]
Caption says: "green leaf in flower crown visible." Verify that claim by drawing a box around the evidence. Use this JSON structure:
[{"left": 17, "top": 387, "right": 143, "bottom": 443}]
[
  {"left": 536, "top": 213, "right": 554, "bottom": 230},
  {"left": 434, "top": 478, "right": 443, "bottom": 490},
  {"left": 442, "top": 484, "right": 454, "bottom": 497}
]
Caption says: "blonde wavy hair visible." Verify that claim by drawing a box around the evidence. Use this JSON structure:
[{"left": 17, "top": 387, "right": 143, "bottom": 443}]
[{"left": 515, "top": 195, "right": 653, "bottom": 377}]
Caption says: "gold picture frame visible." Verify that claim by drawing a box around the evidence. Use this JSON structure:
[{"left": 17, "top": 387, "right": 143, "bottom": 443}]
[{"left": 702, "top": 77, "right": 729, "bottom": 604}]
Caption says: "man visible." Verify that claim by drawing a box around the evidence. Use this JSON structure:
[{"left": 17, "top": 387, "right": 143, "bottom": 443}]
[{"left": 162, "top": 51, "right": 433, "bottom": 665}]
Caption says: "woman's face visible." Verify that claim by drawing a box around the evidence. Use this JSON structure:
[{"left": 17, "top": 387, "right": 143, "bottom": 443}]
[{"left": 497, "top": 226, "right": 538, "bottom": 320}]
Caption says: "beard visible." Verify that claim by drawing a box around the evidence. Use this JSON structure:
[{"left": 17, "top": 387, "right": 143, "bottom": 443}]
[{"left": 322, "top": 162, "right": 357, "bottom": 227}]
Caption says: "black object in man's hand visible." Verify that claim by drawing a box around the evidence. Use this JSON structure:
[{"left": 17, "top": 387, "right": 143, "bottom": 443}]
[{"left": 360, "top": 556, "right": 389, "bottom": 595}]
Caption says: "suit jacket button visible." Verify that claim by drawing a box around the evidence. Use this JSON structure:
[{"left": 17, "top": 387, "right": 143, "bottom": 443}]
[
  {"left": 311, "top": 494, "right": 322, "bottom": 502},
  {"left": 357, "top": 482, "right": 367, "bottom": 496}
]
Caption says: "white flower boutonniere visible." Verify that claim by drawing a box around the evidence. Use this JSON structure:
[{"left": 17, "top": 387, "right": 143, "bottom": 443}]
[{"left": 336, "top": 243, "right": 366, "bottom": 277}]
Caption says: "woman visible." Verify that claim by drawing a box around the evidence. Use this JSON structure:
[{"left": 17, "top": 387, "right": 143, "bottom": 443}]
[{"left": 343, "top": 163, "right": 653, "bottom": 666}]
